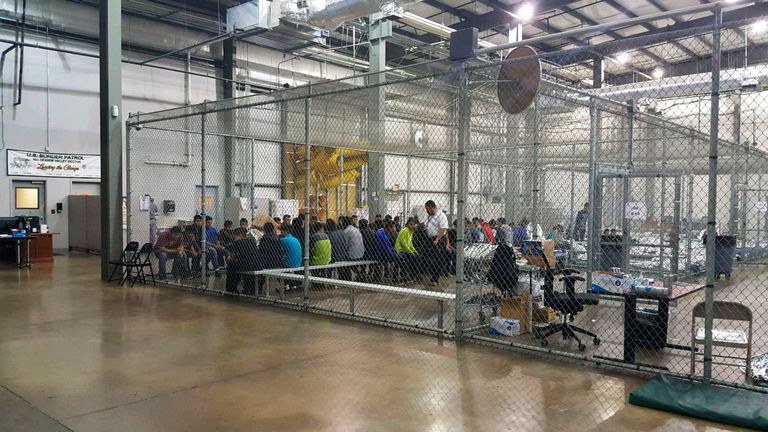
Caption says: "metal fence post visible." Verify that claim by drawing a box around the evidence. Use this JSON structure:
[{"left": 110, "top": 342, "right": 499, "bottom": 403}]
[
  {"left": 454, "top": 65, "right": 470, "bottom": 339},
  {"left": 586, "top": 98, "right": 599, "bottom": 291},
  {"left": 125, "top": 122, "right": 132, "bottom": 244},
  {"left": 622, "top": 100, "right": 634, "bottom": 272},
  {"left": 703, "top": 6, "right": 722, "bottom": 382},
  {"left": 250, "top": 139, "right": 256, "bottom": 223},
  {"left": 303, "top": 85, "right": 312, "bottom": 306},
  {"left": 200, "top": 102, "right": 208, "bottom": 289}
]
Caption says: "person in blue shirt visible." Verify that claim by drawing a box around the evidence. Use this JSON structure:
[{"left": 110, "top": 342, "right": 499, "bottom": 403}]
[
  {"left": 205, "top": 216, "right": 227, "bottom": 268},
  {"left": 375, "top": 220, "right": 399, "bottom": 259},
  {"left": 281, "top": 226, "right": 303, "bottom": 268}
]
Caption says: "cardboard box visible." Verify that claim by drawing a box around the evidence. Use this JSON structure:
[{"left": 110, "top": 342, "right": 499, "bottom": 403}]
[
  {"left": 500, "top": 292, "right": 529, "bottom": 334},
  {"left": 490, "top": 317, "right": 521, "bottom": 337},
  {"left": 532, "top": 307, "right": 558, "bottom": 324}
]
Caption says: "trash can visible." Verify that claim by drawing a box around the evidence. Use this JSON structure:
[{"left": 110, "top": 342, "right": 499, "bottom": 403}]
[
  {"left": 599, "top": 235, "right": 623, "bottom": 271},
  {"left": 714, "top": 235, "right": 737, "bottom": 279},
  {"left": 634, "top": 308, "right": 667, "bottom": 349}
]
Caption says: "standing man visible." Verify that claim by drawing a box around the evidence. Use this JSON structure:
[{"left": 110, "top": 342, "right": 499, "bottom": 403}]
[
  {"left": 573, "top": 203, "right": 589, "bottom": 241},
  {"left": 149, "top": 197, "right": 159, "bottom": 245},
  {"left": 424, "top": 200, "right": 450, "bottom": 286}
]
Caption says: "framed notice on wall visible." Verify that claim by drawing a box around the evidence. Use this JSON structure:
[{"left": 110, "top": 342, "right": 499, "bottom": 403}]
[{"left": 7, "top": 149, "right": 100, "bottom": 178}]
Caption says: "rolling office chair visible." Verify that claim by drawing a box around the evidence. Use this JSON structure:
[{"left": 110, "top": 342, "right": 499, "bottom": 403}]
[
  {"left": 534, "top": 270, "right": 600, "bottom": 351},
  {"left": 522, "top": 240, "right": 600, "bottom": 351}
]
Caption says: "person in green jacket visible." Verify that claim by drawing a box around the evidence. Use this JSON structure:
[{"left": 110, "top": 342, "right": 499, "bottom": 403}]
[
  {"left": 310, "top": 222, "right": 332, "bottom": 266},
  {"left": 395, "top": 218, "right": 421, "bottom": 280}
]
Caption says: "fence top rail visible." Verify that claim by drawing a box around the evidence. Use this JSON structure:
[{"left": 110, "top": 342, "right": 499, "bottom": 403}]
[{"left": 264, "top": 273, "right": 457, "bottom": 301}]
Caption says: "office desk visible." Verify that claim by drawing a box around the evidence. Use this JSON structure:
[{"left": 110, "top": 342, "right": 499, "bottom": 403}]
[
  {"left": 29, "top": 233, "right": 58, "bottom": 263},
  {"left": 0, "top": 236, "right": 35, "bottom": 269},
  {"left": 594, "top": 283, "right": 703, "bottom": 367}
]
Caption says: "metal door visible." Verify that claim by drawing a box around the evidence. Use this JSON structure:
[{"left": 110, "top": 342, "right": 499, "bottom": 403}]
[{"left": 12, "top": 180, "right": 46, "bottom": 223}]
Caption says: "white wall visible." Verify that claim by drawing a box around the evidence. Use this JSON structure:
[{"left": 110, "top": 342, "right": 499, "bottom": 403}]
[{"left": 0, "top": 34, "right": 218, "bottom": 248}]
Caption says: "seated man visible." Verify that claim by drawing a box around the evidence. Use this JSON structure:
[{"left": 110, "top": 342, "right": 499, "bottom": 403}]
[
  {"left": 376, "top": 220, "right": 402, "bottom": 280},
  {"left": 154, "top": 226, "right": 194, "bottom": 280},
  {"left": 205, "top": 216, "right": 227, "bottom": 269},
  {"left": 186, "top": 215, "right": 219, "bottom": 274},
  {"left": 225, "top": 228, "right": 261, "bottom": 295},
  {"left": 310, "top": 222, "right": 332, "bottom": 266},
  {"left": 217, "top": 220, "right": 236, "bottom": 247},
  {"left": 395, "top": 217, "right": 421, "bottom": 279},
  {"left": 259, "top": 222, "right": 285, "bottom": 270},
  {"left": 281, "top": 226, "right": 303, "bottom": 269}
]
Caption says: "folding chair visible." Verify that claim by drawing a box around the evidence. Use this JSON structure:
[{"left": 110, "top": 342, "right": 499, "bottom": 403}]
[
  {"left": 108, "top": 241, "right": 140, "bottom": 283},
  {"left": 123, "top": 243, "right": 156, "bottom": 287},
  {"left": 690, "top": 301, "right": 753, "bottom": 383}
]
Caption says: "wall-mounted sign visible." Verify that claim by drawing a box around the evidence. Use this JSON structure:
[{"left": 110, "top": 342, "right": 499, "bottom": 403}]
[
  {"left": 7, "top": 149, "right": 100, "bottom": 178},
  {"left": 625, "top": 201, "right": 647, "bottom": 221}
]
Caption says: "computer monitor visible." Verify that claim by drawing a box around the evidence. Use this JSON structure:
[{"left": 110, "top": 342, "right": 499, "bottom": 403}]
[{"left": 0, "top": 217, "right": 20, "bottom": 234}]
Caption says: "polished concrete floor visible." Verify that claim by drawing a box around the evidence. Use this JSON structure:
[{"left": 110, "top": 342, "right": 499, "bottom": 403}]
[{"left": 0, "top": 254, "right": 747, "bottom": 431}]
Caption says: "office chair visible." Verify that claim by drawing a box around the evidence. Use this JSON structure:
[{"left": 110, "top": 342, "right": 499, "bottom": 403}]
[{"left": 522, "top": 241, "right": 600, "bottom": 351}]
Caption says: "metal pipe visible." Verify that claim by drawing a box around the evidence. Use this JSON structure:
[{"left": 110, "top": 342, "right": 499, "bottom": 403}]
[
  {"left": 531, "top": 102, "right": 540, "bottom": 239},
  {"left": 303, "top": 85, "right": 312, "bottom": 305},
  {"left": 659, "top": 129, "right": 668, "bottom": 275},
  {"left": 0, "top": 38, "right": 254, "bottom": 87},
  {"left": 478, "top": 2, "right": 725, "bottom": 55},
  {"left": 14, "top": 0, "right": 27, "bottom": 107},
  {"left": 703, "top": 7, "right": 722, "bottom": 382},
  {"left": 622, "top": 100, "right": 634, "bottom": 271},
  {"left": 671, "top": 175, "right": 682, "bottom": 279},
  {"left": 138, "top": 31, "right": 235, "bottom": 66},
  {"left": 200, "top": 102, "right": 208, "bottom": 288},
  {"left": 454, "top": 66, "right": 470, "bottom": 340}
]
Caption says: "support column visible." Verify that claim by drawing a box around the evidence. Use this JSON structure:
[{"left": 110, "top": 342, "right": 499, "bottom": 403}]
[
  {"left": 586, "top": 99, "right": 600, "bottom": 288},
  {"left": 365, "top": 18, "right": 391, "bottom": 218},
  {"left": 222, "top": 38, "right": 236, "bottom": 198},
  {"left": 99, "top": 0, "right": 123, "bottom": 279}
]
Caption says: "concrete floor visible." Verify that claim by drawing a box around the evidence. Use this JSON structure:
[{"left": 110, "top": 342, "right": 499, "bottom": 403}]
[{"left": 0, "top": 254, "right": 748, "bottom": 432}]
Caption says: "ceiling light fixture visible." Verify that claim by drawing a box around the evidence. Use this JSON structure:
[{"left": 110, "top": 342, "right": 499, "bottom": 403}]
[
  {"left": 652, "top": 68, "right": 664, "bottom": 79},
  {"left": 616, "top": 52, "right": 631, "bottom": 64},
  {"left": 753, "top": 19, "right": 768, "bottom": 34},
  {"left": 517, "top": 3, "right": 535, "bottom": 22}
]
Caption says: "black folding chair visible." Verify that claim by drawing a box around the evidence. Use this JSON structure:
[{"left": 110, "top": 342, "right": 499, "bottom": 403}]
[
  {"left": 108, "top": 241, "right": 140, "bottom": 283},
  {"left": 123, "top": 243, "right": 156, "bottom": 287}
]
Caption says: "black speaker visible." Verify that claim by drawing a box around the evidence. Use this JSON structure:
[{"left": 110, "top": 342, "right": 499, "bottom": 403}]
[{"left": 450, "top": 27, "right": 478, "bottom": 61}]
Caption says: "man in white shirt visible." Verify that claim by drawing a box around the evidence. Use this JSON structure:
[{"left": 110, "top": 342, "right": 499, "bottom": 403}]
[{"left": 424, "top": 200, "right": 451, "bottom": 285}]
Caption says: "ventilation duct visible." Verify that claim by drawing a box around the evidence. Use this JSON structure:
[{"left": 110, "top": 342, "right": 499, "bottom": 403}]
[{"left": 282, "top": 0, "right": 418, "bottom": 31}]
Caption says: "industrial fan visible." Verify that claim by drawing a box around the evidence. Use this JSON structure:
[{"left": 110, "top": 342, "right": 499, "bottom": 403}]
[{"left": 496, "top": 45, "right": 541, "bottom": 115}]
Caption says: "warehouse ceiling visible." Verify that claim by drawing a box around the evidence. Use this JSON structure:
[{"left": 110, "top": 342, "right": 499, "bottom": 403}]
[{"left": 66, "top": 0, "right": 768, "bottom": 86}]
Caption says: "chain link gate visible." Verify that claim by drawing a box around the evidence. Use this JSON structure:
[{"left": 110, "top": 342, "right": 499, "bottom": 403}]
[{"left": 125, "top": 6, "right": 768, "bottom": 407}]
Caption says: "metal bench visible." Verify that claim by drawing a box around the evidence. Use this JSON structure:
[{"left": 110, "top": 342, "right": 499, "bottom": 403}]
[{"left": 266, "top": 272, "right": 455, "bottom": 330}]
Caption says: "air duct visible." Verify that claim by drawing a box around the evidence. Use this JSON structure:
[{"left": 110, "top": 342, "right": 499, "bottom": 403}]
[{"left": 282, "top": 0, "right": 418, "bottom": 31}]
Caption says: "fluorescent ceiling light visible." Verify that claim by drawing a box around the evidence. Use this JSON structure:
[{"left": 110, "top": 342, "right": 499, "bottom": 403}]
[
  {"left": 753, "top": 20, "right": 768, "bottom": 34},
  {"left": 616, "top": 52, "right": 631, "bottom": 64},
  {"left": 652, "top": 68, "right": 664, "bottom": 79},
  {"left": 517, "top": 3, "right": 535, "bottom": 22}
]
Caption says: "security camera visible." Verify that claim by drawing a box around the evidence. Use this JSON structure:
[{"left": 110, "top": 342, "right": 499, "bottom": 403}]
[{"left": 134, "top": 124, "right": 144, "bottom": 131}]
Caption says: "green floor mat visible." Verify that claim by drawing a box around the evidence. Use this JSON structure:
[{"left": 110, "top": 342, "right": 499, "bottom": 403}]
[{"left": 629, "top": 375, "right": 768, "bottom": 431}]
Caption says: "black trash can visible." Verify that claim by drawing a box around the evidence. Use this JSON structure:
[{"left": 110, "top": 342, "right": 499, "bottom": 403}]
[
  {"left": 599, "top": 235, "right": 623, "bottom": 271},
  {"left": 714, "top": 235, "right": 737, "bottom": 279},
  {"left": 634, "top": 308, "right": 667, "bottom": 349}
]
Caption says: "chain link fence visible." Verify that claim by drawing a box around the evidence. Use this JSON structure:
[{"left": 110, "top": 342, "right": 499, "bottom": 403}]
[{"left": 126, "top": 10, "right": 768, "bottom": 393}]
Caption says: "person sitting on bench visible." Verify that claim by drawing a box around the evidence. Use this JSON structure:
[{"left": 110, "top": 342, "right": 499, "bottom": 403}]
[
  {"left": 395, "top": 217, "right": 421, "bottom": 280},
  {"left": 225, "top": 228, "right": 260, "bottom": 295},
  {"left": 154, "top": 226, "right": 194, "bottom": 280}
]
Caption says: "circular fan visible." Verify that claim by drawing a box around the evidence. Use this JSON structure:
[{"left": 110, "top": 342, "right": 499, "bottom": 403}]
[{"left": 496, "top": 45, "right": 541, "bottom": 115}]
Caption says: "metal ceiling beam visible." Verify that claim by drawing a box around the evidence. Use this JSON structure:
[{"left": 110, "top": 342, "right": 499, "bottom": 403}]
[
  {"left": 556, "top": 4, "right": 670, "bottom": 67},
  {"left": 645, "top": 0, "right": 713, "bottom": 49},
  {"left": 602, "top": 0, "right": 701, "bottom": 59}
]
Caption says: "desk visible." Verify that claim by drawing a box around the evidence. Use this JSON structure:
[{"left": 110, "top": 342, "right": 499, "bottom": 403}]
[
  {"left": 594, "top": 283, "right": 703, "bottom": 367},
  {"left": 0, "top": 236, "right": 35, "bottom": 268},
  {"left": 29, "top": 233, "right": 57, "bottom": 263}
]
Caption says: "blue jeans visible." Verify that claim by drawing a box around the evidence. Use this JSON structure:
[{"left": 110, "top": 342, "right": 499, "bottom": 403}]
[
  {"left": 192, "top": 248, "right": 219, "bottom": 272},
  {"left": 155, "top": 251, "right": 190, "bottom": 280}
]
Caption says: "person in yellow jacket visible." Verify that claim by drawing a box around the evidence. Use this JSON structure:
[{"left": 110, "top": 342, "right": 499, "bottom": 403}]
[{"left": 395, "top": 218, "right": 421, "bottom": 280}]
